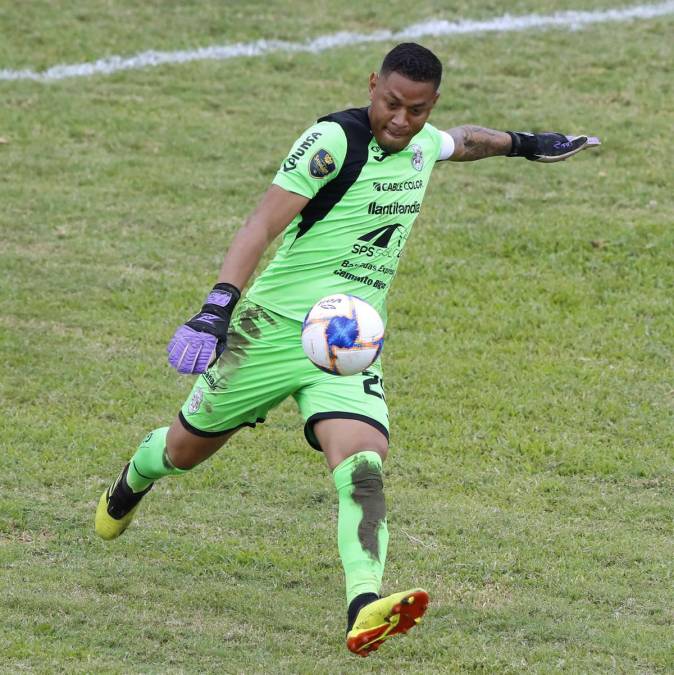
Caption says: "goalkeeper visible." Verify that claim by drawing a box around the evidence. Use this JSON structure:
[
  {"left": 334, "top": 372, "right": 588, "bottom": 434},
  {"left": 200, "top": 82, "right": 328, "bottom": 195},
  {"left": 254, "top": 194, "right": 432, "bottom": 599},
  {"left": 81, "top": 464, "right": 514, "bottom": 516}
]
[{"left": 95, "top": 42, "right": 598, "bottom": 656}]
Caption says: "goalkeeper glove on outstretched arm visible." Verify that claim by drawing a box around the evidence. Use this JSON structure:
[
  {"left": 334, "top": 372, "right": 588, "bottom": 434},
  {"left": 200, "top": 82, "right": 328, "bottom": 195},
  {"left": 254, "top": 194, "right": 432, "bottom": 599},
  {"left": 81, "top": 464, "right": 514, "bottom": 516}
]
[
  {"left": 167, "top": 282, "right": 240, "bottom": 374},
  {"left": 507, "top": 131, "right": 600, "bottom": 163}
]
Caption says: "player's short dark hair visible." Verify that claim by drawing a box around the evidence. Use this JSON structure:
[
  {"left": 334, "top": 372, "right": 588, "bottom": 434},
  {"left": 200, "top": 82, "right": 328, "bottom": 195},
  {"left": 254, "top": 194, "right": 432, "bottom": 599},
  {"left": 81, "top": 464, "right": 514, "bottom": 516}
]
[{"left": 380, "top": 43, "right": 442, "bottom": 89}]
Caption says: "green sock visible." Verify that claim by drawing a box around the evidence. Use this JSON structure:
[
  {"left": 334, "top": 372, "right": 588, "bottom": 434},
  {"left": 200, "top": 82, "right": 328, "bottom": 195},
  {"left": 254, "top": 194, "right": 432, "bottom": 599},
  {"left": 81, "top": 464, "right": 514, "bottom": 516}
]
[
  {"left": 125, "top": 427, "right": 187, "bottom": 493},
  {"left": 333, "top": 451, "right": 389, "bottom": 605}
]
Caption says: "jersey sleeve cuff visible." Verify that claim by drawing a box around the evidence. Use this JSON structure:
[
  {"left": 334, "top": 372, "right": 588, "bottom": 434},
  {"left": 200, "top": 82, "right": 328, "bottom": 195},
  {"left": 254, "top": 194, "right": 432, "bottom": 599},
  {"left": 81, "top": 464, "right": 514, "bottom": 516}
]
[{"left": 437, "top": 130, "right": 455, "bottom": 161}]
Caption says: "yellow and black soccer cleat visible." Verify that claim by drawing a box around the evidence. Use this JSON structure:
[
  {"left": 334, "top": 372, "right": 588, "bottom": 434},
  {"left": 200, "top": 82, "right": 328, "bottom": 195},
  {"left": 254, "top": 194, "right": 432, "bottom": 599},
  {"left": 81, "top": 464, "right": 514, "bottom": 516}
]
[
  {"left": 95, "top": 463, "right": 152, "bottom": 540},
  {"left": 346, "top": 588, "right": 429, "bottom": 657}
]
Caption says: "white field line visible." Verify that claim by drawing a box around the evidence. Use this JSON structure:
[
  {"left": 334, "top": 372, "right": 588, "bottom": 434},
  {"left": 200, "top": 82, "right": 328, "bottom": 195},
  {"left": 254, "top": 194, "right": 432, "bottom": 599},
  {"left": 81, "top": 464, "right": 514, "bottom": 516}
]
[{"left": 1, "top": 2, "right": 673, "bottom": 82}]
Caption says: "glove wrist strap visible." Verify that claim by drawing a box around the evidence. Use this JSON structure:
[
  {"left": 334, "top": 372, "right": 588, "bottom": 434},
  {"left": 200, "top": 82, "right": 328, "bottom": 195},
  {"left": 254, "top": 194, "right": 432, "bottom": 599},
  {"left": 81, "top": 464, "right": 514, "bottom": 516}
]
[
  {"left": 202, "top": 282, "right": 241, "bottom": 319},
  {"left": 212, "top": 282, "right": 241, "bottom": 303},
  {"left": 506, "top": 131, "right": 537, "bottom": 158}
]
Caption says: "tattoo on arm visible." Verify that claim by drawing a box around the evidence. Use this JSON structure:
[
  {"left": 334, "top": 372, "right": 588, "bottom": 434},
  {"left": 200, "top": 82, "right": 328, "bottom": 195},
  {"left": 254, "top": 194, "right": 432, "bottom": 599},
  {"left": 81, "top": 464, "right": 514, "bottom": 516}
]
[{"left": 448, "top": 125, "right": 512, "bottom": 162}]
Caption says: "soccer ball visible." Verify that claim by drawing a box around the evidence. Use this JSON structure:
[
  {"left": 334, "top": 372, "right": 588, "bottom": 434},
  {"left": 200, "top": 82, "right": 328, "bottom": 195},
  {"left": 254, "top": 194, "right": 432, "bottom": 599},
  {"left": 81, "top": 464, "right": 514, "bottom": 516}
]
[{"left": 301, "top": 294, "right": 385, "bottom": 376}]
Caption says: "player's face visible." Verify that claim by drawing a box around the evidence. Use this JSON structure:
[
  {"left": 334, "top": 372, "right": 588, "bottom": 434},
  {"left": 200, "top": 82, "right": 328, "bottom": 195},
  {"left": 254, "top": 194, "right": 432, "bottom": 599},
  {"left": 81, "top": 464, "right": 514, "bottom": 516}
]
[{"left": 368, "top": 71, "right": 439, "bottom": 154}]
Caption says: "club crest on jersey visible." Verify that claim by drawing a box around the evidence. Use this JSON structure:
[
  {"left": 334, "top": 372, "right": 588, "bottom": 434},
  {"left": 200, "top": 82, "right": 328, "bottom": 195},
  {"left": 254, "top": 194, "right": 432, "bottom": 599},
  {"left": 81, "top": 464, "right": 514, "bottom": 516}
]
[
  {"left": 309, "top": 149, "right": 336, "bottom": 178},
  {"left": 411, "top": 144, "right": 424, "bottom": 171},
  {"left": 188, "top": 387, "right": 203, "bottom": 414}
]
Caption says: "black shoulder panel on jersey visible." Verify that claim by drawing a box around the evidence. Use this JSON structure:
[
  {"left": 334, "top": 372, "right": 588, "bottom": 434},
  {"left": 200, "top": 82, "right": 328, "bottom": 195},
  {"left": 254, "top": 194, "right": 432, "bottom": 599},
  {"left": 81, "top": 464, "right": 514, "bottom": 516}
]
[{"left": 292, "top": 107, "right": 372, "bottom": 243}]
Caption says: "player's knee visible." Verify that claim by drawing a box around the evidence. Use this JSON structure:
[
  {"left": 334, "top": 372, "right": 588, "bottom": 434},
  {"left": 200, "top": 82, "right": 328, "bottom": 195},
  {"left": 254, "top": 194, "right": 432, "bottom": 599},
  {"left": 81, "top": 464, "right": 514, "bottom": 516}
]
[
  {"left": 369, "top": 443, "right": 388, "bottom": 464},
  {"left": 327, "top": 441, "right": 388, "bottom": 472},
  {"left": 348, "top": 432, "right": 388, "bottom": 463},
  {"left": 165, "top": 418, "right": 231, "bottom": 470}
]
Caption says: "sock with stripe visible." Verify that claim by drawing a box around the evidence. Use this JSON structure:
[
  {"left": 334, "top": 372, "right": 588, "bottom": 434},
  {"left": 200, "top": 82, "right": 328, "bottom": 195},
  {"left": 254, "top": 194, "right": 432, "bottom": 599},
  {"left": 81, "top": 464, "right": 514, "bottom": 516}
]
[{"left": 125, "top": 427, "right": 187, "bottom": 493}]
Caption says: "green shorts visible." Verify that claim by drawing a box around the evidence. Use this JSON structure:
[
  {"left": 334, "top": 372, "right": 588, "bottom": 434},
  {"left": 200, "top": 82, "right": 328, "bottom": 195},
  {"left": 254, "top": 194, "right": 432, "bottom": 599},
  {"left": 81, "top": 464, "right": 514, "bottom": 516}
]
[{"left": 179, "top": 299, "right": 388, "bottom": 450}]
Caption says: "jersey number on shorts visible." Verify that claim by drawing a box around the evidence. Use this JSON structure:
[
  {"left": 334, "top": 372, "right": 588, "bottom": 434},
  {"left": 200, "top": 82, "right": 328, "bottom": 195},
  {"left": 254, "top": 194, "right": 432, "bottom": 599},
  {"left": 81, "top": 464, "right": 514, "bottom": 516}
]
[{"left": 362, "top": 371, "right": 385, "bottom": 400}]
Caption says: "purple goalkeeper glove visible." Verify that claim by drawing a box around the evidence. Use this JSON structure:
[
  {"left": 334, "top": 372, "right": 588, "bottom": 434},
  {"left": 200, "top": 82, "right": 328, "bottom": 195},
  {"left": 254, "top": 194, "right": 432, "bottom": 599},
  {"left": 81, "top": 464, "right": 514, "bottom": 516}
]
[
  {"left": 507, "top": 131, "right": 600, "bottom": 163},
  {"left": 167, "top": 282, "right": 241, "bottom": 374}
]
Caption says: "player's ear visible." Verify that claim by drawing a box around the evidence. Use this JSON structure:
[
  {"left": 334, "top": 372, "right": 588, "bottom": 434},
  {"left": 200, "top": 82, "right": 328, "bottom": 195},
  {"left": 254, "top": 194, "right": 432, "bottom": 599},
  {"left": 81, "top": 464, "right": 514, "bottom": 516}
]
[{"left": 368, "top": 72, "right": 378, "bottom": 100}]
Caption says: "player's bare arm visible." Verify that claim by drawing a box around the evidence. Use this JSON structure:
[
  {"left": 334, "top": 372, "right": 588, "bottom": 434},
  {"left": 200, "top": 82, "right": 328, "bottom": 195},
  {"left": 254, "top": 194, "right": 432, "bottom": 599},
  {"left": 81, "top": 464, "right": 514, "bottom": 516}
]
[
  {"left": 447, "top": 125, "right": 511, "bottom": 161},
  {"left": 447, "top": 125, "right": 600, "bottom": 163},
  {"left": 217, "top": 185, "right": 309, "bottom": 290}
]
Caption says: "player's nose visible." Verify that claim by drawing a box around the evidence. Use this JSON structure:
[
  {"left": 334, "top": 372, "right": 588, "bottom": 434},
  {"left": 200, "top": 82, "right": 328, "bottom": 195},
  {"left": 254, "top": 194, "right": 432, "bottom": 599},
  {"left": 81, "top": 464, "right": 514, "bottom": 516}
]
[{"left": 390, "top": 109, "right": 408, "bottom": 130}]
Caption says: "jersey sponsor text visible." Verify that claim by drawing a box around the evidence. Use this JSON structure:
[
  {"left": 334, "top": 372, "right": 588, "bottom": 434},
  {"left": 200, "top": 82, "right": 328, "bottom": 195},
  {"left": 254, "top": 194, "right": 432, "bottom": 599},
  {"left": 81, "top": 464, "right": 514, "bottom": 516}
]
[
  {"left": 372, "top": 179, "right": 424, "bottom": 192},
  {"left": 367, "top": 201, "right": 420, "bottom": 216},
  {"left": 334, "top": 267, "right": 387, "bottom": 289},
  {"left": 283, "top": 132, "right": 323, "bottom": 172}
]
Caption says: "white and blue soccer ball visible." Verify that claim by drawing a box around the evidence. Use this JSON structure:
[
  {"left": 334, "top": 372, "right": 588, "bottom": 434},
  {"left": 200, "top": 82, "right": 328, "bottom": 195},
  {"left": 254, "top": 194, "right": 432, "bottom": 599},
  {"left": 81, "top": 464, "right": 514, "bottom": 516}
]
[{"left": 301, "top": 294, "right": 385, "bottom": 376}]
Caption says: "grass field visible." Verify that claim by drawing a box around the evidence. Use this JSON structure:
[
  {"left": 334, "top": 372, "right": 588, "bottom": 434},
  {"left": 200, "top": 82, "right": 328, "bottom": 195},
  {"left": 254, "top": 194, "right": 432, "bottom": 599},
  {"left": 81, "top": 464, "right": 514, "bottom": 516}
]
[{"left": 1, "top": 2, "right": 673, "bottom": 672}]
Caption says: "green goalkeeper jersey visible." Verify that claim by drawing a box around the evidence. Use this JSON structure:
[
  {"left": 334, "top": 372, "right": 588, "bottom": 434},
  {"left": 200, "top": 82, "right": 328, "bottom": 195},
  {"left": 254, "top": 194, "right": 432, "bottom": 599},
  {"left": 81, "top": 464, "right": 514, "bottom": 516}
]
[{"left": 247, "top": 107, "right": 446, "bottom": 323}]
